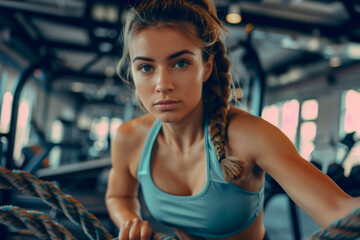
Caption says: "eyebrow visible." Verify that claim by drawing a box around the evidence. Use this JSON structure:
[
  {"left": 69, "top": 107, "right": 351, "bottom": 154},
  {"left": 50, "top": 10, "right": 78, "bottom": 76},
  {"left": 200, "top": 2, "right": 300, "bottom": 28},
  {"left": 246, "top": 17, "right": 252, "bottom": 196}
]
[{"left": 132, "top": 50, "right": 195, "bottom": 63}]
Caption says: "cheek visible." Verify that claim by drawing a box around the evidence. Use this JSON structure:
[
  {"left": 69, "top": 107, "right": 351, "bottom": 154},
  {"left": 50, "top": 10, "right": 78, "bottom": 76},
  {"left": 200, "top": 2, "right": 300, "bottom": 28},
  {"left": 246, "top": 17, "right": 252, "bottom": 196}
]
[
  {"left": 134, "top": 81, "right": 148, "bottom": 98},
  {"left": 133, "top": 78, "right": 153, "bottom": 107}
]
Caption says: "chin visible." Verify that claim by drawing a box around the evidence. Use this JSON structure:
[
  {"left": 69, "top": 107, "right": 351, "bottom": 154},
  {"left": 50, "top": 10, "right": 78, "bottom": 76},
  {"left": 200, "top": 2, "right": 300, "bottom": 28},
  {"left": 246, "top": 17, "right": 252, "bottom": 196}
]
[
  {"left": 156, "top": 115, "right": 181, "bottom": 123},
  {"left": 152, "top": 111, "right": 184, "bottom": 123}
]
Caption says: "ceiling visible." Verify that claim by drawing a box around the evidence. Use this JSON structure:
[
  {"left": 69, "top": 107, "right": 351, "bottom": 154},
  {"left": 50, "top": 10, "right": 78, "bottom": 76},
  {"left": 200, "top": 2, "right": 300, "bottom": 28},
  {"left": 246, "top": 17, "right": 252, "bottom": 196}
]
[{"left": 0, "top": 0, "right": 359, "bottom": 107}]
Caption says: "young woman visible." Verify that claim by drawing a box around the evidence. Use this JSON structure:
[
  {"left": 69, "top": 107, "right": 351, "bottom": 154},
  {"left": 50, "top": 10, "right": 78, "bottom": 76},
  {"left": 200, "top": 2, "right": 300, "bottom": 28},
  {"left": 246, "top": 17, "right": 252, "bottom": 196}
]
[{"left": 105, "top": 1, "right": 360, "bottom": 239}]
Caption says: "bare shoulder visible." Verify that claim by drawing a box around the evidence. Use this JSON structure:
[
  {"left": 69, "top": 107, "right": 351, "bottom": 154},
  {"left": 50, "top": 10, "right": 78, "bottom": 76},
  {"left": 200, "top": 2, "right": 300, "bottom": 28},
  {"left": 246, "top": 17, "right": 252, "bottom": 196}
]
[
  {"left": 113, "top": 114, "right": 156, "bottom": 145},
  {"left": 227, "top": 106, "right": 300, "bottom": 169},
  {"left": 227, "top": 106, "right": 287, "bottom": 148},
  {"left": 227, "top": 106, "right": 267, "bottom": 136},
  {"left": 226, "top": 107, "right": 281, "bottom": 157},
  {"left": 111, "top": 114, "right": 156, "bottom": 177}
]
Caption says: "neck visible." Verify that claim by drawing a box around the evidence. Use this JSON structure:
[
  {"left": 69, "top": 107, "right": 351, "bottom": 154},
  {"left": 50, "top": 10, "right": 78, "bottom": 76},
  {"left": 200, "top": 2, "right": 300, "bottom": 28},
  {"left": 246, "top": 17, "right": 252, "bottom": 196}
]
[{"left": 160, "top": 102, "right": 205, "bottom": 154}]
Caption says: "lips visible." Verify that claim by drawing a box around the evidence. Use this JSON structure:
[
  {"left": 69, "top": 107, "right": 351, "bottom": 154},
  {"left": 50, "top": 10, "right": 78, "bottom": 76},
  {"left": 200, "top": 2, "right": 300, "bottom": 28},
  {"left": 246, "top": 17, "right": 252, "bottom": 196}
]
[
  {"left": 154, "top": 99, "right": 180, "bottom": 110},
  {"left": 154, "top": 99, "right": 180, "bottom": 105}
]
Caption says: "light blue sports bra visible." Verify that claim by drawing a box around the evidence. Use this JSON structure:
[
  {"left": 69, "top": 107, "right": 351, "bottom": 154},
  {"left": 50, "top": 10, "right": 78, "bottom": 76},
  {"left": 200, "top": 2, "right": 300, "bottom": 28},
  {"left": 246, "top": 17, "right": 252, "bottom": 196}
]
[{"left": 137, "top": 118, "right": 264, "bottom": 239}]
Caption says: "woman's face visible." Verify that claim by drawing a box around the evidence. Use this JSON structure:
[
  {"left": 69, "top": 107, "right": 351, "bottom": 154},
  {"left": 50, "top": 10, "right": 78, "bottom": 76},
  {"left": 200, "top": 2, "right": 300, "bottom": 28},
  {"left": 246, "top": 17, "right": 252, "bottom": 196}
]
[{"left": 129, "top": 26, "right": 213, "bottom": 123}]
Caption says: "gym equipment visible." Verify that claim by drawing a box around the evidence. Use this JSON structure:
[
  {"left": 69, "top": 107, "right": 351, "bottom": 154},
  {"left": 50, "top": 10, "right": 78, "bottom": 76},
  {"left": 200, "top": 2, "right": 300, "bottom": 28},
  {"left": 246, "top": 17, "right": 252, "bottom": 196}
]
[
  {"left": 326, "top": 163, "right": 344, "bottom": 181},
  {"left": 310, "top": 160, "right": 322, "bottom": 171},
  {"left": 326, "top": 162, "right": 349, "bottom": 190},
  {"left": 228, "top": 25, "right": 266, "bottom": 117},
  {"left": 21, "top": 119, "right": 83, "bottom": 174},
  {"left": 341, "top": 132, "right": 356, "bottom": 151},
  {"left": 348, "top": 165, "right": 360, "bottom": 197}
]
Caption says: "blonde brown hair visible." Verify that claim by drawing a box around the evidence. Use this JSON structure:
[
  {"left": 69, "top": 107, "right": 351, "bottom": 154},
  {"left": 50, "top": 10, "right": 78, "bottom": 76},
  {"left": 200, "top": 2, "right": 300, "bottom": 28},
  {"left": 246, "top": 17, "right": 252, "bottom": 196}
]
[{"left": 117, "top": 0, "right": 244, "bottom": 183}]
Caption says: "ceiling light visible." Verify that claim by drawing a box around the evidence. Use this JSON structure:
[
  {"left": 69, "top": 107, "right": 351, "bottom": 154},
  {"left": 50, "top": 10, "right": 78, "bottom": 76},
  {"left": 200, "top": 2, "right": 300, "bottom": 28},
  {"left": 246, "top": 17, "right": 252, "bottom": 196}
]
[
  {"left": 329, "top": 57, "right": 341, "bottom": 67},
  {"left": 91, "top": 3, "right": 119, "bottom": 23},
  {"left": 347, "top": 43, "right": 360, "bottom": 60},
  {"left": 92, "top": 4, "right": 105, "bottom": 22},
  {"left": 71, "top": 82, "right": 84, "bottom": 93},
  {"left": 105, "top": 66, "right": 115, "bottom": 77},
  {"left": 226, "top": 4, "right": 242, "bottom": 24},
  {"left": 106, "top": 6, "right": 119, "bottom": 23},
  {"left": 307, "top": 37, "right": 320, "bottom": 52}
]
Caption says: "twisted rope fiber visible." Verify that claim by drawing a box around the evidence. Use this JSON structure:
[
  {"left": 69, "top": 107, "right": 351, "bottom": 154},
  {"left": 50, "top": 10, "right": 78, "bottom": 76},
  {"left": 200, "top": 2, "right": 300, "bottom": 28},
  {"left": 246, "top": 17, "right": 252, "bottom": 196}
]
[
  {"left": 310, "top": 207, "right": 360, "bottom": 240},
  {"left": 0, "top": 167, "right": 112, "bottom": 240},
  {"left": 0, "top": 167, "right": 176, "bottom": 240},
  {"left": 0, "top": 205, "right": 76, "bottom": 240}
]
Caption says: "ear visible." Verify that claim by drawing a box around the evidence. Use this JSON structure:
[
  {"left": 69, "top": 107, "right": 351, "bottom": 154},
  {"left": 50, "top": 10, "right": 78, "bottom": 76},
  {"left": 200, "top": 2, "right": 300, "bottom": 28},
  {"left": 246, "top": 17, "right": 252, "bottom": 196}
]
[{"left": 203, "top": 54, "right": 214, "bottom": 82}]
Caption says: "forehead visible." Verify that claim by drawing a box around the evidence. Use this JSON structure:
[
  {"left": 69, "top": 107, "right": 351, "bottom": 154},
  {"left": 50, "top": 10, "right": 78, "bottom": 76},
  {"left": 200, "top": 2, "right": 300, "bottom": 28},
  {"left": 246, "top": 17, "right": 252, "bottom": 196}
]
[{"left": 129, "top": 26, "right": 202, "bottom": 59}]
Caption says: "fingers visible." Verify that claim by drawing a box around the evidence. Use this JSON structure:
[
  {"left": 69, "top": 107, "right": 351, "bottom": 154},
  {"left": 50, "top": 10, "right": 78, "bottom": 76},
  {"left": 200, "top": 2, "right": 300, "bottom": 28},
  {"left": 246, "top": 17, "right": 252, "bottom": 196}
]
[
  {"left": 140, "top": 221, "right": 152, "bottom": 239},
  {"left": 119, "top": 220, "right": 131, "bottom": 240},
  {"left": 118, "top": 218, "right": 153, "bottom": 240},
  {"left": 128, "top": 218, "right": 141, "bottom": 239}
]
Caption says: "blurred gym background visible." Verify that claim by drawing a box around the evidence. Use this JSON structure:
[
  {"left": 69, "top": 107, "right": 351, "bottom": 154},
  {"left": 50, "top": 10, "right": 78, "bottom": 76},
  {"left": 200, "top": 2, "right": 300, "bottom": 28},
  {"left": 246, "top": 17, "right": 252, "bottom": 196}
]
[{"left": 0, "top": 0, "right": 360, "bottom": 239}]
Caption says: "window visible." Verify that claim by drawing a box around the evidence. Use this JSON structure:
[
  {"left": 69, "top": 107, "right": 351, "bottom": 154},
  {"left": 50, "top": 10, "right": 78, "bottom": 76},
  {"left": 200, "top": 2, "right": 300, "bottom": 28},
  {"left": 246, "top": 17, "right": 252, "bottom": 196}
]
[
  {"left": 89, "top": 117, "right": 110, "bottom": 157},
  {"left": 262, "top": 98, "right": 318, "bottom": 160},
  {"left": 0, "top": 91, "right": 13, "bottom": 133},
  {"left": 262, "top": 105, "right": 279, "bottom": 128},
  {"left": 262, "top": 99, "right": 299, "bottom": 143},
  {"left": 299, "top": 99, "right": 318, "bottom": 160},
  {"left": 281, "top": 100, "right": 299, "bottom": 143},
  {"left": 1, "top": 90, "right": 34, "bottom": 163},
  {"left": 340, "top": 89, "right": 360, "bottom": 135},
  {"left": 340, "top": 89, "right": 360, "bottom": 176}
]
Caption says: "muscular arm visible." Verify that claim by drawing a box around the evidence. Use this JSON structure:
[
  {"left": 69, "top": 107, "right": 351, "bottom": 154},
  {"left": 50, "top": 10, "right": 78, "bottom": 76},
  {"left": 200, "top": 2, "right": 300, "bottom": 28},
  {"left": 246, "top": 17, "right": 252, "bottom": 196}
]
[
  {"left": 229, "top": 112, "right": 360, "bottom": 228},
  {"left": 105, "top": 168, "right": 141, "bottom": 227},
  {"left": 105, "top": 121, "right": 152, "bottom": 239}
]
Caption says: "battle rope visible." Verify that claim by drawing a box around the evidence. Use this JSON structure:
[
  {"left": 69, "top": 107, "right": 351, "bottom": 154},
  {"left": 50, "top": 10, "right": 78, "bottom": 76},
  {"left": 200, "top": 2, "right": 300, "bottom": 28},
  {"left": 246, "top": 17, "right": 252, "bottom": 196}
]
[
  {"left": 0, "top": 206, "right": 175, "bottom": 240},
  {"left": 0, "top": 167, "right": 176, "bottom": 240},
  {"left": 0, "top": 205, "right": 76, "bottom": 240},
  {"left": 0, "top": 167, "right": 113, "bottom": 240},
  {"left": 310, "top": 207, "right": 360, "bottom": 240}
]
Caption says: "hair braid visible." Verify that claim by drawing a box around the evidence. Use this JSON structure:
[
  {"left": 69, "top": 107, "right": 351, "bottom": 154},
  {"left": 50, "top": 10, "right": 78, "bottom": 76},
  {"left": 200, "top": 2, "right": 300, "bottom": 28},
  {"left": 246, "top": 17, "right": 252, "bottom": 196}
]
[{"left": 205, "top": 40, "right": 245, "bottom": 184}]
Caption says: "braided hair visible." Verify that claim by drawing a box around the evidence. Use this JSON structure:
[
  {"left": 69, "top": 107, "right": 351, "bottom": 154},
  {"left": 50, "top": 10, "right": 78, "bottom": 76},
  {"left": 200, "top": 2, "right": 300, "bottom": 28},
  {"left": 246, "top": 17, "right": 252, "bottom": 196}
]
[{"left": 117, "top": 0, "right": 244, "bottom": 183}]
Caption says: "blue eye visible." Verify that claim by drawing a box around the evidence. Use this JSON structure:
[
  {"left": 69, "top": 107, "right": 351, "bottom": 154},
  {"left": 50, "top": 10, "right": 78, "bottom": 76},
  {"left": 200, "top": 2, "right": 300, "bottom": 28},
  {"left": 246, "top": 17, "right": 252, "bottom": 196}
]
[
  {"left": 175, "top": 60, "right": 189, "bottom": 69},
  {"left": 139, "top": 65, "right": 153, "bottom": 73}
]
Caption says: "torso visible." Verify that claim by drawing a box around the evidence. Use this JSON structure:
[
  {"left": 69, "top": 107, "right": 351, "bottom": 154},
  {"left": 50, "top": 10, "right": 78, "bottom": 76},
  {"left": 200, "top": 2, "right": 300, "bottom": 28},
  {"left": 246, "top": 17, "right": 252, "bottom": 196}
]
[{"left": 125, "top": 107, "right": 266, "bottom": 240}]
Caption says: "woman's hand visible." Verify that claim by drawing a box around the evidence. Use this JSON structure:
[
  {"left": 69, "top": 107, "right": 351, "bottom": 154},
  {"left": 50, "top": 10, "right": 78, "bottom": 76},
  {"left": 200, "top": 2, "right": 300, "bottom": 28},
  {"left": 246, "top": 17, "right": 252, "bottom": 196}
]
[{"left": 118, "top": 218, "right": 153, "bottom": 240}]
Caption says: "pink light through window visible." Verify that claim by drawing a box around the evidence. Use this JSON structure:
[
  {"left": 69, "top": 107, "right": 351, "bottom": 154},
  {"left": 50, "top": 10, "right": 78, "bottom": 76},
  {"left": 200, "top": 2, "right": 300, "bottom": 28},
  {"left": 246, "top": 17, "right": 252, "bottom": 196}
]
[
  {"left": 281, "top": 100, "right": 299, "bottom": 143},
  {"left": 261, "top": 105, "right": 279, "bottom": 127}
]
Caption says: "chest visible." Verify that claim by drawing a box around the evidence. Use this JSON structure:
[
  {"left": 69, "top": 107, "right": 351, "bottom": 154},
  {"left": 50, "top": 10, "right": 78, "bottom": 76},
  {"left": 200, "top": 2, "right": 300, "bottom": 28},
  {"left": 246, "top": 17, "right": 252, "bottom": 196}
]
[{"left": 150, "top": 142, "right": 207, "bottom": 196}]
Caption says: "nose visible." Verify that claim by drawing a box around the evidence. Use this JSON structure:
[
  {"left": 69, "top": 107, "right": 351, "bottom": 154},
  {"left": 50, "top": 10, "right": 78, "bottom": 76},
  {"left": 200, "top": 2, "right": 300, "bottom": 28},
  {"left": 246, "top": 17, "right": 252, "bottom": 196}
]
[{"left": 155, "top": 68, "right": 174, "bottom": 94}]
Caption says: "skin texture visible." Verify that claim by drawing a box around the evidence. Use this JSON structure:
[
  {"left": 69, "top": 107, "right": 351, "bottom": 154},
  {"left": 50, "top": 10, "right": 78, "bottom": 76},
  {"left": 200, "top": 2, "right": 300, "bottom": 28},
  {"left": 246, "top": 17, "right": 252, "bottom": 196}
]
[{"left": 105, "top": 26, "right": 360, "bottom": 240}]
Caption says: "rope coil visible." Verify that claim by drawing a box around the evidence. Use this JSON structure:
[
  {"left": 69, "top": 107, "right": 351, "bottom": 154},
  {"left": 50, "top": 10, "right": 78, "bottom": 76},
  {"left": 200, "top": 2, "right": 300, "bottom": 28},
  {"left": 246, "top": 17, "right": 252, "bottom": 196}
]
[
  {"left": 0, "top": 205, "right": 76, "bottom": 240},
  {"left": 0, "top": 167, "right": 113, "bottom": 240},
  {"left": 310, "top": 207, "right": 360, "bottom": 240}
]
